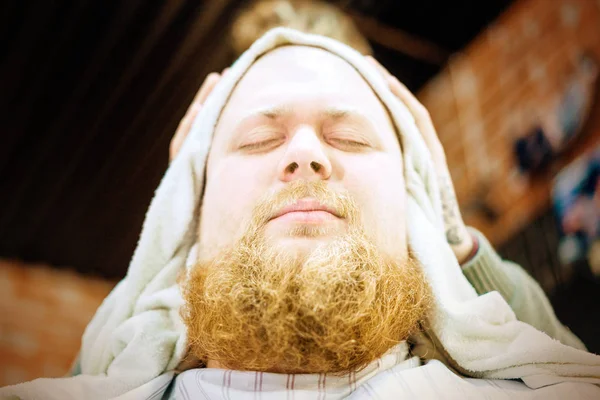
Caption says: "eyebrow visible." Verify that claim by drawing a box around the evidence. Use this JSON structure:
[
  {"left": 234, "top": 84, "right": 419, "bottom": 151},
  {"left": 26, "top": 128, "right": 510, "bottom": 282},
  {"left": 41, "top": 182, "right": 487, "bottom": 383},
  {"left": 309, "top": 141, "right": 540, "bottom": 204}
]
[{"left": 248, "top": 105, "right": 367, "bottom": 122}]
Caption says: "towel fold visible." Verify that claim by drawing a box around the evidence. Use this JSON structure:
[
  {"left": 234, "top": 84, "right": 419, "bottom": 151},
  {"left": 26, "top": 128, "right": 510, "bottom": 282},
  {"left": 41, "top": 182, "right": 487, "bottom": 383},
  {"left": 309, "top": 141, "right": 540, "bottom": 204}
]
[{"left": 2, "top": 27, "right": 599, "bottom": 400}]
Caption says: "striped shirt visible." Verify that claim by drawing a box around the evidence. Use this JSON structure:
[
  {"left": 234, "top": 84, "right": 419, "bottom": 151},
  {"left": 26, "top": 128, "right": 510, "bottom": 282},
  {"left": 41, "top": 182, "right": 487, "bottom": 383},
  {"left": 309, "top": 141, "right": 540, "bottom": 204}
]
[{"left": 162, "top": 343, "right": 600, "bottom": 400}]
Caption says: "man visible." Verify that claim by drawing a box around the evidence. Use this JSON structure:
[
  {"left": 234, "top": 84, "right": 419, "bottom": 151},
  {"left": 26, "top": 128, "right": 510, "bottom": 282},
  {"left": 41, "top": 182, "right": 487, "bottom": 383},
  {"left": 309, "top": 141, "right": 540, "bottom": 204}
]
[
  {"left": 169, "top": 1, "right": 581, "bottom": 361},
  {"left": 171, "top": 51, "right": 584, "bottom": 356},
  {"left": 164, "top": 43, "right": 588, "bottom": 397}
]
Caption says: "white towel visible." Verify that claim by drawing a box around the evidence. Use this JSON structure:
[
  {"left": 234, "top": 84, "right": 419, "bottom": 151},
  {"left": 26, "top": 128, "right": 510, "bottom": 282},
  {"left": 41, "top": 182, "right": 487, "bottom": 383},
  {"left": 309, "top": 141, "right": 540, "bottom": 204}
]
[{"left": 2, "top": 27, "right": 599, "bottom": 400}]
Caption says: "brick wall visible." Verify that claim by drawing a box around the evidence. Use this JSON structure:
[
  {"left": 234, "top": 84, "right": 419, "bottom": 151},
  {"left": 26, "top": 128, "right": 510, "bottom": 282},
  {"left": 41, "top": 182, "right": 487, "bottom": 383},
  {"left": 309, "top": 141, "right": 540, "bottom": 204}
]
[
  {"left": 0, "top": 260, "right": 115, "bottom": 387},
  {"left": 418, "top": 0, "right": 600, "bottom": 246}
]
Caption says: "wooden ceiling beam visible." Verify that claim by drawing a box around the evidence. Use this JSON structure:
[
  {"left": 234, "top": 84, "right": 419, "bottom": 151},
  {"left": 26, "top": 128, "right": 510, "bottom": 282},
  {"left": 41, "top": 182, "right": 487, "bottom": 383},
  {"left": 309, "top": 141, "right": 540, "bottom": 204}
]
[{"left": 347, "top": 11, "right": 451, "bottom": 65}]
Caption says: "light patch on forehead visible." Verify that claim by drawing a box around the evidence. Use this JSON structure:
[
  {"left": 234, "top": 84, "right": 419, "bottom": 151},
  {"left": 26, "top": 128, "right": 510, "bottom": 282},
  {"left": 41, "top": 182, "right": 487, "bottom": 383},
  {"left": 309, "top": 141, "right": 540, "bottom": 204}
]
[
  {"left": 255, "top": 45, "right": 353, "bottom": 72},
  {"left": 229, "top": 46, "right": 384, "bottom": 118},
  {"left": 245, "top": 45, "right": 365, "bottom": 90}
]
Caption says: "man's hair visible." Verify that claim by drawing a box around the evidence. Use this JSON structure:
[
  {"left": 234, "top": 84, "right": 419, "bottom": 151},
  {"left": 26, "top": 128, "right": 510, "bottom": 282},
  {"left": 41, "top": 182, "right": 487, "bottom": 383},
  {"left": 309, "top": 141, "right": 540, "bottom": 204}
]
[{"left": 229, "top": 0, "right": 373, "bottom": 57}]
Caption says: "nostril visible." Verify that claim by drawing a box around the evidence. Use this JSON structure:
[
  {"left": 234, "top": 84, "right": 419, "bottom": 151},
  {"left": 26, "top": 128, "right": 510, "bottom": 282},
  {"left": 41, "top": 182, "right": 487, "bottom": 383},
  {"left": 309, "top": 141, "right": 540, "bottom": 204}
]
[
  {"left": 286, "top": 162, "right": 299, "bottom": 174},
  {"left": 310, "top": 162, "right": 321, "bottom": 172}
]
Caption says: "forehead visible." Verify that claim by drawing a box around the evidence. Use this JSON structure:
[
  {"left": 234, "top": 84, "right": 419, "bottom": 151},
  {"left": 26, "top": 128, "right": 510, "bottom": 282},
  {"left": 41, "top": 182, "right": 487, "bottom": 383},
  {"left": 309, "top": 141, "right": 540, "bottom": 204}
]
[{"left": 218, "top": 45, "right": 393, "bottom": 128}]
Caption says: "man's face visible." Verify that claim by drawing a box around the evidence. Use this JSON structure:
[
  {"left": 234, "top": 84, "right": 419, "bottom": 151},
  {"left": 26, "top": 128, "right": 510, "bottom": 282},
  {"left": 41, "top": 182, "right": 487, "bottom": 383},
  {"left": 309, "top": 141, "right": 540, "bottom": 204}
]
[
  {"left": 198, "top": 45, "right": 408, "bottom": 260},
  {"left": 183, "top": 46, "right": 430, "bottom": 374}
]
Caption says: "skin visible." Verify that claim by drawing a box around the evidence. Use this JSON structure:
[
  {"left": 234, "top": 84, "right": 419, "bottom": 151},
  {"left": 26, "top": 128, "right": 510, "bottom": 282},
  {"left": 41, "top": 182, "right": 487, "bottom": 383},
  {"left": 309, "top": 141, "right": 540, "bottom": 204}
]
[{"left": 197, "top": 45, "right": 410, "bottom": 263}]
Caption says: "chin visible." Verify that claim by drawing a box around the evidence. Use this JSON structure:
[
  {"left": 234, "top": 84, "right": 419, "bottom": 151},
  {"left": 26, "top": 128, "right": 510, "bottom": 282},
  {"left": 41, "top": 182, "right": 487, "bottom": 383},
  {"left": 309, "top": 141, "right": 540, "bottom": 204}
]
[
  {"left": 269, "top": 223, "right": 344, "bottom": 241},
  {"left": 264, "top": 225, "right": 342, "bottom": 256}
]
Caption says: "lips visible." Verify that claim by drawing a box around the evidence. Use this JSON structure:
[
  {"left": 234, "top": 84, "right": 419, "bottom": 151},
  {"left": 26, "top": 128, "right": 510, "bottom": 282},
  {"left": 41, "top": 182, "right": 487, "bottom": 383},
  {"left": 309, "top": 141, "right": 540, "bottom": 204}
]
[{"left": 270, "top": 198, "right": 341, "bottom": 221}]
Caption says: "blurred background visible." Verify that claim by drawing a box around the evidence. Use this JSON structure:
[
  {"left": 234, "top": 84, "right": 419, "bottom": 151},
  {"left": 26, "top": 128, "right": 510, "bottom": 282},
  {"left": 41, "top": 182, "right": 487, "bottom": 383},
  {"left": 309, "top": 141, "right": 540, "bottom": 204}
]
[{"left": 1, "top": 0, "right": 599, "bottom": 387}]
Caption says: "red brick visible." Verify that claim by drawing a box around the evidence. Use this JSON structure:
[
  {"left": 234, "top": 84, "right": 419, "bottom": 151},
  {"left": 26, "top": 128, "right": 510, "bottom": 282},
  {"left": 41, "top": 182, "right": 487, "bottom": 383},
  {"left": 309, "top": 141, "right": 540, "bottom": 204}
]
[
  {"left": 0, "top": 260, "right": 114, "bottom": 386},
  {"left": 418, "top": 0, "right": 600, "bottom": 246}
]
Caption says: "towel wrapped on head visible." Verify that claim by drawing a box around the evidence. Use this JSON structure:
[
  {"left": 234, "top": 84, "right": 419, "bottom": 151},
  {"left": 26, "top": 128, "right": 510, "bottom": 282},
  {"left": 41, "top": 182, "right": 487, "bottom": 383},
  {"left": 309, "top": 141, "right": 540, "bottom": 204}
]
[{"left": 2, "top": 27, "right": 599, "bottom": 400}]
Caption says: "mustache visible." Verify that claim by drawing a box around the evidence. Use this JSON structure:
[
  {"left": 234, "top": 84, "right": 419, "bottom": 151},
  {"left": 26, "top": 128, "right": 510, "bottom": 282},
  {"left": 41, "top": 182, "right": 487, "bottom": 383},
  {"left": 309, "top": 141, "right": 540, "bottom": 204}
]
[{"left": 249, "top": 180, "right": 361, "bottom": 227}]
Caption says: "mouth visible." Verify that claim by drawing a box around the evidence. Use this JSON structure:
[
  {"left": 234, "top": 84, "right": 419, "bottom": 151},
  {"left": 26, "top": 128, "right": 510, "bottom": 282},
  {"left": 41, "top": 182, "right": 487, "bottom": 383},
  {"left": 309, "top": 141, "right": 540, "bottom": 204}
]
[{"left": 270, "top": 198, "right": 342, "bottom": 223}]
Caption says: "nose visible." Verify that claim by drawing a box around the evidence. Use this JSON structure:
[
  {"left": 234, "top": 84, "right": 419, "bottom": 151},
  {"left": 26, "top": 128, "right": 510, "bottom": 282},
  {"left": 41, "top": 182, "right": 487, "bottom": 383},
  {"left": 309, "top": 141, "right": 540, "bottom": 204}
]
[{"left": 278, "top": 125, "right": 332, "bottom": 182}]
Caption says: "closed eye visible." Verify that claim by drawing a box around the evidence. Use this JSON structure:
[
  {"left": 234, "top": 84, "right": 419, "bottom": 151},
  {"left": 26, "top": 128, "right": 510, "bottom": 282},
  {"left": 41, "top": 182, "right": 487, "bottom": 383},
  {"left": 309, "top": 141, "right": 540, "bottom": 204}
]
[
  {"left": 329, "top": 137, "right": 371, "bottom": 150},
  {"left": 239, "top": 138, "right": 283, "bottom": 152},
  {"left": 333, "top": 139, "right": 368, "bottom": 146}
]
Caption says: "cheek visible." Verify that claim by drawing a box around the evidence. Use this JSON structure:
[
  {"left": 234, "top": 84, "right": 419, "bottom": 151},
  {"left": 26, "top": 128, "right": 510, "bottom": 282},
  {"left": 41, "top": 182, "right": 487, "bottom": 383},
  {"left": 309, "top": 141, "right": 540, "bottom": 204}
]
[
  {"left": 343, "top": 155, "right": 407, "bottom": 247},
  {"left": 344, "top": 154, "right": 405, "bottom": 211},
  {"left": 200, "top": 157, "right": 273, "bottom": 246}
]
